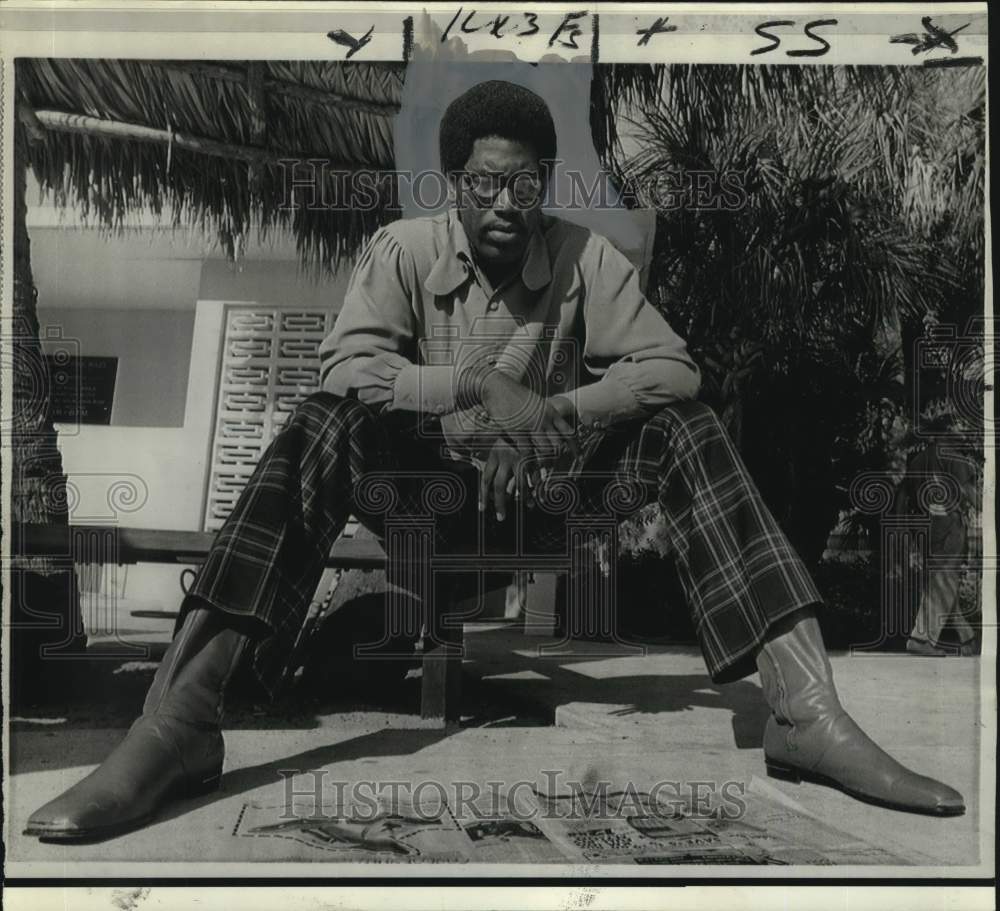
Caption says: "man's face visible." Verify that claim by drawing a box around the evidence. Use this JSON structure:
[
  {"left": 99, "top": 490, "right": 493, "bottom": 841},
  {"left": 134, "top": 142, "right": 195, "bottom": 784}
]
[{"left": 452, "top": 136, "right": 545, "bottom": 270}]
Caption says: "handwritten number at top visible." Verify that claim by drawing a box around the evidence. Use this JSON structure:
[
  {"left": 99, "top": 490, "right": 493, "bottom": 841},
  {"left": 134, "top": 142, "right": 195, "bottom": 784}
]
[
  {"left": 441, "top": 9, "right": 587, "bottom": 45},
  {"left": 751, "top": 19, "right": 837, "bottom": 57}
]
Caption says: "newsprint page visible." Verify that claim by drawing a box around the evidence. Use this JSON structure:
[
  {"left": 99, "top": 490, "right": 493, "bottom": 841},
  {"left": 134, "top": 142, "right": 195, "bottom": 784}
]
[{"left": 0, "top": 2, "right": 994, "bottom": 909}]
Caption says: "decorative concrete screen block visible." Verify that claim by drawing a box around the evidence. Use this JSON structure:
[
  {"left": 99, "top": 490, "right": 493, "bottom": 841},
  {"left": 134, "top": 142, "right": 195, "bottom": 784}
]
[{"left": 203, "top": 306, "right": 361, "bottom": 536}]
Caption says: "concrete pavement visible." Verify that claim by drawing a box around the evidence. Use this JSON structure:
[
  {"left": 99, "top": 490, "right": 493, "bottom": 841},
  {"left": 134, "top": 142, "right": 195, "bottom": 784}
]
[{"left": 5, "top": 623, "right": 991, "bottom": 875}]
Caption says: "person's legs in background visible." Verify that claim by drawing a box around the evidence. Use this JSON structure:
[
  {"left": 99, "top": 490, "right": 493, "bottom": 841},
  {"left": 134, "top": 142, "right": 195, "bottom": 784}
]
[{"left": 907, "top": 514, "right": 976, "bottom": 656}]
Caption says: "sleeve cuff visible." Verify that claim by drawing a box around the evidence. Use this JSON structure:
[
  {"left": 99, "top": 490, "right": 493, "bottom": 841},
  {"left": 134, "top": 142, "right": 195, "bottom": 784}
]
[
  {"left": 558, "top": 377, "right": 642, "bottom": 432},
  {"left": 389, "top": 364, "right": 458, "bottom": 415},
  {"left": 612, "top": 359, "right": 702, "bottom": 407}
]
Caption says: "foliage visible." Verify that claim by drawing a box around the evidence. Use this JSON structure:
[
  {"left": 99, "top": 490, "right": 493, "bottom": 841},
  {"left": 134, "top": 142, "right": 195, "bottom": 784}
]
[{"left": 598, "top": 65, "right": 986, "bottom": 564}]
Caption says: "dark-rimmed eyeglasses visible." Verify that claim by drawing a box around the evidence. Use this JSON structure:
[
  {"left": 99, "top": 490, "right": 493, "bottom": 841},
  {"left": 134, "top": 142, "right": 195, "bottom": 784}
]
[{"left": 456, "top": 170, "right": 545, "bottom": 208}]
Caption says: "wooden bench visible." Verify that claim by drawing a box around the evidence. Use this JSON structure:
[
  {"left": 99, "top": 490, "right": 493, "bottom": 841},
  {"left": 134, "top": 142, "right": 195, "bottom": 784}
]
[{"left": 13, "top": 523, "right": 465, "bottom": 725}]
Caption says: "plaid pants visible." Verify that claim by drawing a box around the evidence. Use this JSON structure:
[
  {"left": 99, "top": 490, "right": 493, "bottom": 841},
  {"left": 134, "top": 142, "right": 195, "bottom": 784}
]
[{"left": 186, "top": 392, "right": 821, "bottom": 697}]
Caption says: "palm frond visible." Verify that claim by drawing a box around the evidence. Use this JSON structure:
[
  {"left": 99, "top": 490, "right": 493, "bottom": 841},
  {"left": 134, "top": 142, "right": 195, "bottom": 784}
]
[{"left": 16, "top": 58, "right": 405, "bottom": 272}]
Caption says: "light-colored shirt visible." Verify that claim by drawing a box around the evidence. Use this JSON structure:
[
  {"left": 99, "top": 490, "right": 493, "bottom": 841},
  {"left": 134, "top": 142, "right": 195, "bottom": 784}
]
[{"left": 319, "top": 209, "right": 700, "bottom": 454}]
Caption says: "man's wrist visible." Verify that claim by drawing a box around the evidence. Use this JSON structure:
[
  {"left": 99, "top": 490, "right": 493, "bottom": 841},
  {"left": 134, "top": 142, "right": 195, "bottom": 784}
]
[
  {"left": 548, "top": 393, "right": 580, "bottom": 429},
  {"left": 457, "top": 359, "right": 510, "bottom": 410},
  {"left": 440, "top": 408, "right": 501, "bottom": 458},
  {"left": 479, "top": 369, "right": 511, "bottom": 404}
]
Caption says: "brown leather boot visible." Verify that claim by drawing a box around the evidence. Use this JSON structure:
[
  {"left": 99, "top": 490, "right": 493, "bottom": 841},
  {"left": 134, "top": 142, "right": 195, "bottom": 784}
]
[
  {"left": 757, "top": 608, "right": 965, "bottom": 816},
  {"left": 24, "top": 607, "right": 249, "bottom": 840}
]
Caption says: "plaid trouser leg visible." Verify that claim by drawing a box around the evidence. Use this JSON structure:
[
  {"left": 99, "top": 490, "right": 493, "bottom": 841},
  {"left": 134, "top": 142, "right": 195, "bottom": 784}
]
[
  {"left": 184, "top": 391, "right": 419, "bottom": 698},
  {"left": 532, "top": 400, "right": 822, "bottom": 683}
]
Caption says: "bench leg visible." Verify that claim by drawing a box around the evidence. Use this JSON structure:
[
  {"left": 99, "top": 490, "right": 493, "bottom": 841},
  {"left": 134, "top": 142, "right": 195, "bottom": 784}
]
[{"left": 420, "top": 599, "right": 463, "bottom": 725}]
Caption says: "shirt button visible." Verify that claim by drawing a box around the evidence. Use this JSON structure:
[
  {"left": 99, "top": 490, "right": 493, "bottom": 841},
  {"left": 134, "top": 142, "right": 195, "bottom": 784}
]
[{"left": 591, "top": 419, "right": 603, "bottom": 430}]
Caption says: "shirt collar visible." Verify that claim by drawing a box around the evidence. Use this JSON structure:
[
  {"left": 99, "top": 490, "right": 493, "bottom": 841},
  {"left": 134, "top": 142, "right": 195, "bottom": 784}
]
[
  {"left": 521, "top": 227, "right": 552, "bottom": 291},
  {"left": 424, "top": 209, "right": 552, "bottom": 296}
]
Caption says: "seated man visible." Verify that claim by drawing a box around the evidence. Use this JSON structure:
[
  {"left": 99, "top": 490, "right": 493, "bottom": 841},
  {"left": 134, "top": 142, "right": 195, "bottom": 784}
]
[{"left": 26, "top": 80, "right": 963, "bottom": 841}]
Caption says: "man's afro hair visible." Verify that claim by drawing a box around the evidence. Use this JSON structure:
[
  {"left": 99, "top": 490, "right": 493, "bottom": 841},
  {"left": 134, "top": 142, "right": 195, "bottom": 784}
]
[{"left": 439, "top": 80, "right": 557, "bottom": 175}]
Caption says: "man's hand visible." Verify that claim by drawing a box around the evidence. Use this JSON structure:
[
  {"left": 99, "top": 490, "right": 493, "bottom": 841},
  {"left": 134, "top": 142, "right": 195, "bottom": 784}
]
[
  {"left": 547, "top": 393, "right": 579, "bottom": 432},
  {"left": 478, "top": 440, "right": 539, "bottom": 522},
  {"left": 480, "top": 372, "right": 577, "bottom": 459}
]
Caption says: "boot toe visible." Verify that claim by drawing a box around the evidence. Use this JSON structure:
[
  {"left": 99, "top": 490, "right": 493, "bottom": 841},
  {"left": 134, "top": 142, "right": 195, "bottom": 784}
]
[
  {"left": 765, "top": 714, "right": 967, "bottom": 816},
  {"left": 24, "top": 805, "right": 75, "bottom": 836},
  {"left": 890, "top": 776, "right": 965, "bottom": 816},
  {"left": 25, "top": 785, "right": 130, "bottom": 838},
  {"left": 24, "top": 718, "right": 224, "bottom": 841}
]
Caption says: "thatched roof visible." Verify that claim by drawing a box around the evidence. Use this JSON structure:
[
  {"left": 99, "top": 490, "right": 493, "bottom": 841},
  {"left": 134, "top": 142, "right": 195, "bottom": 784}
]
[{"left": 16, "top": 59, "right": 405, "bottom": 270}]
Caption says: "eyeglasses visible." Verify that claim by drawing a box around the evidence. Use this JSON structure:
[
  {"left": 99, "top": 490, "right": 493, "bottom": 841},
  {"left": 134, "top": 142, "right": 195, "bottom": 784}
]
[{"left": 457, "top": 170, "right": 545, "bottom": 208}]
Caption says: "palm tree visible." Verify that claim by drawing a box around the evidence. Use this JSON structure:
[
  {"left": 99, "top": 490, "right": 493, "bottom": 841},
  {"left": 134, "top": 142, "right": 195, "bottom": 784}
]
[
  {"left": 594, "top": 64, "right": 986, "bottom": 566},
  {"left": 8, "top": 114, "right": 89, "bottom": 697}
]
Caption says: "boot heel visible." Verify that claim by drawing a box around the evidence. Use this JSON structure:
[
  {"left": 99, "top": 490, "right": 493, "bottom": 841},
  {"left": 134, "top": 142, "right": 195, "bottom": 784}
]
[{"left": 765, "top": 761, "right": 802, "bottom": 784}]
